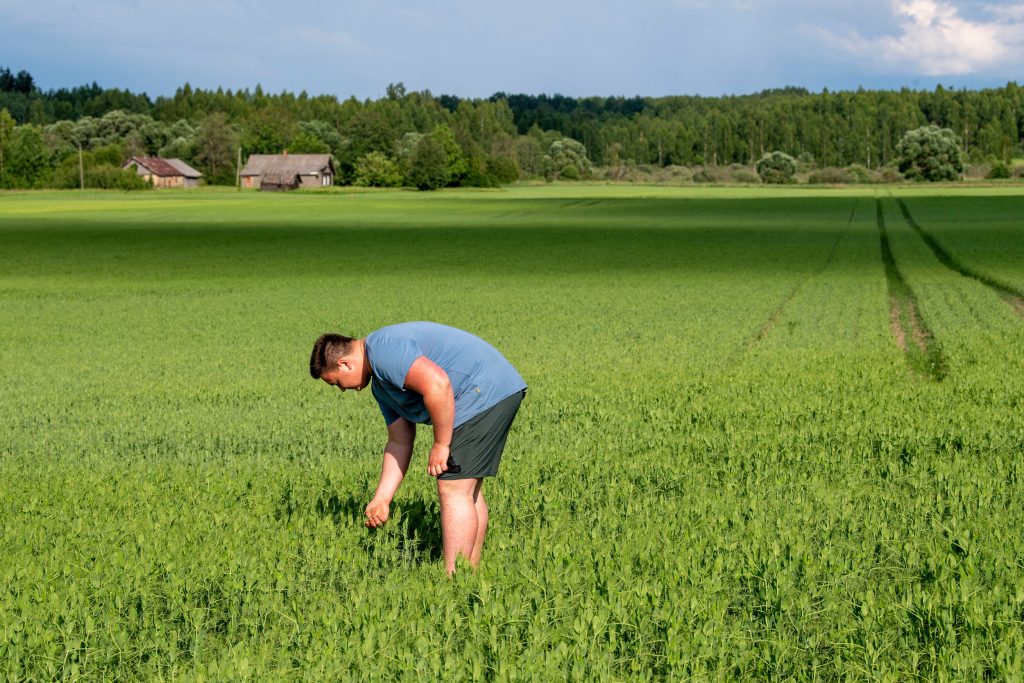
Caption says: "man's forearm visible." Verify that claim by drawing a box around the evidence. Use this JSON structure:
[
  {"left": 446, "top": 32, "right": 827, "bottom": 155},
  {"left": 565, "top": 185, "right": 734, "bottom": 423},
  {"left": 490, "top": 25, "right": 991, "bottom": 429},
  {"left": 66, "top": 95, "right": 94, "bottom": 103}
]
[
  {"left": 423, "top": 385, "right": 455, "bottom": 446},
  {"left": 372, "top": 440, "right": 413, "bottom": 502}
]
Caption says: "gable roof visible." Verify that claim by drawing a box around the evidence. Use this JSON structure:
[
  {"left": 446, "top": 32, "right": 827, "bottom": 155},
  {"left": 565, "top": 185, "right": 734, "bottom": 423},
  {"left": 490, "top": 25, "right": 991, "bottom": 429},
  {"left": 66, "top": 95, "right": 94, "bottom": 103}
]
[
  {"left": 240, "top": 154, "right": 333, "bottom": 177},
  {"left": 164, "top": 158, "right": 202, "bottom": 178},
  {"left": 124, "top": 156, "right": 202, "bottom": 178}
]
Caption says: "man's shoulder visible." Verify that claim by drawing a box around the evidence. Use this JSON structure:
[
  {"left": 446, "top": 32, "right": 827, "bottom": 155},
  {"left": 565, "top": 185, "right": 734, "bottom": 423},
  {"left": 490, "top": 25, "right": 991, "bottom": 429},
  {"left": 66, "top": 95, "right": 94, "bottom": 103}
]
[
  {"left": 365, "top": 325, "right": 435, "bottom": 389},
  {"left": 369, "top": 321, "right": 449, "bottom": 338},
  {"left": 368, "top": 322, "right": 473, "bottom": 354},
  {"left": 365, "top": 323, "right": 428, "bottom": 353}
]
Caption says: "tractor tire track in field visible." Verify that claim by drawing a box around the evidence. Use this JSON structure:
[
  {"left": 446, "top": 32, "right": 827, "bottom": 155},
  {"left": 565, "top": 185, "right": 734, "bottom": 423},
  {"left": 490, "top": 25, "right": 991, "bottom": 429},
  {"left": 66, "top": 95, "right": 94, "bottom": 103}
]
[
  {"left": 896, "top": 199, "right": 1024, "bottom": 318},
  {"left": 876, "top": 199, "right": 948, "bottom": 381},
  {"left": 745, "top": 199, "right": 858, "bottom": 350}
]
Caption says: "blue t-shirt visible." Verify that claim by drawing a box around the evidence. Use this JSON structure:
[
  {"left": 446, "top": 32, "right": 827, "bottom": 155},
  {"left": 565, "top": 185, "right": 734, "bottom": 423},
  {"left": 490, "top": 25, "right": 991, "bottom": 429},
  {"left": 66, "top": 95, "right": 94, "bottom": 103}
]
[{"left": 365, "top": 322, "right": 527, "bottom": 427}]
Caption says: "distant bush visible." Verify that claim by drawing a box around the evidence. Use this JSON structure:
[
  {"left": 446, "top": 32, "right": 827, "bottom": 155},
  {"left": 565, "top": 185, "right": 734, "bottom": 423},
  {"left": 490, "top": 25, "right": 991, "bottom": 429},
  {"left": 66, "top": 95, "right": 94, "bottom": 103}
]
[
  {"left": 458, "top": 154, "right": 521, "bottom": 188},
  {"left": 353, "top": 152, "right": 403, "bottom": 187},
  {"left": 964, "top": 163, "right": 990, "bottom": 179},
  {"left": 757, "top": 151, "right": 797, "bottom": 184},
  {"left": 593, "top": 163, "right": 697, "bottom": 184},
  {"left": 667, "top": 165, "right": 693, "bottom": 182},
  {"left": 88, "top": 165, "right": 150, "bottom": 190},
  {"left": 692, "top": 166, "right": 729, "bottom": 183},
  {"left": 877, "top": 167, "right": 904, "bottom": 184},
  {"left": 986, "top": 161, "right": 1011, "bottom": 179},
  {"left": 732, "top": 169, "right": 761, "bottom": 184},
  {"left": 49, "top": 143, "right": 150, "bottom": 190},
  {"left": 485, "top": 156, "right": 520, "bottom": 184},
  {"left": 559, "top": 163, "right": 580, "bottom": 181},
  {"left": 847, "top": 164, "right": 871, "bottom": 183},
  {"left": 691, "top": 168, "right": 712, "bottom": 183},
  {"left": 808, "top": 167, "right": 856, "bottom": 184}
]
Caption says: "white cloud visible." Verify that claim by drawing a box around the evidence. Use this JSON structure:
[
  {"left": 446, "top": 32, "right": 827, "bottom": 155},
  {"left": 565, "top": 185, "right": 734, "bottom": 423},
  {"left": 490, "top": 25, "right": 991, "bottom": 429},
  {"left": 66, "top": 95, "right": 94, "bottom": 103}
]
[
  {"left": 982, "top": 2, "right": 1024, "bottom": 21},
  {"left": 820, "top": 0, "right": 1024, "bottom": 75}
]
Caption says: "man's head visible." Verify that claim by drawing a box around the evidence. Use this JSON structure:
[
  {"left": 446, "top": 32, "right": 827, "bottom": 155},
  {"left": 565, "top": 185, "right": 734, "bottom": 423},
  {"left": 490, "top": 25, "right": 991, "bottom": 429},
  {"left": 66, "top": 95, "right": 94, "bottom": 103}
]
[{"left": 309, "top": 333, "right": 371, "bottom": 392}]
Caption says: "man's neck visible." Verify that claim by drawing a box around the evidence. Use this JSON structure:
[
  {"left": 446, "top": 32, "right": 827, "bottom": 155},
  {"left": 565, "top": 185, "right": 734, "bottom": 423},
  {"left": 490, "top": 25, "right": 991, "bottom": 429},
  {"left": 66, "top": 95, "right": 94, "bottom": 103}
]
[{"left": 358, "top": 338, "right": 372, "bottom": 384}]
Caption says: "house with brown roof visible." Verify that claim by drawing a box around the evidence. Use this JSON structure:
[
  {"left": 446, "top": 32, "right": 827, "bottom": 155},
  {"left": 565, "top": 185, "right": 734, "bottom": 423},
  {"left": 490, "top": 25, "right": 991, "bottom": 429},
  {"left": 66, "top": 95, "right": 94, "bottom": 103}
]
[
  {"left": 240, "top": 153, "right": 334, "bottom": 191},
  {"left": 123, "top": 157, "right": 202, "bottom": 188}
]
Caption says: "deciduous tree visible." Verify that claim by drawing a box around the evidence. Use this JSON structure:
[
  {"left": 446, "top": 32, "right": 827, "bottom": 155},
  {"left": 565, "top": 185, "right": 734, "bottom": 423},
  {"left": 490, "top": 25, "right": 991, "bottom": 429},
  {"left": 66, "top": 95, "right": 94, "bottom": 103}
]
[
  {"left": 542, "top": 137, "right": 591, "bottom": 181},
  {"left": 405, "top": 134, "right": 449, "bottom": 190},
  {"left": 756, "top": 151, "right": 797, "bottom": 184},
  {"left": 5, "top": 124, "right": 48, "bottom": 187},
  {"left": 195, "top": 112, "right": 238, "bottom": 185},
  {"left": 353, "top": 151, "right": 403, "bottom": 187},
  {"left": 0, "top": 107, "right": 15, "bottom": 185},
  {"left": 896, "top": 125, "right": 963, "bottom": 182}
]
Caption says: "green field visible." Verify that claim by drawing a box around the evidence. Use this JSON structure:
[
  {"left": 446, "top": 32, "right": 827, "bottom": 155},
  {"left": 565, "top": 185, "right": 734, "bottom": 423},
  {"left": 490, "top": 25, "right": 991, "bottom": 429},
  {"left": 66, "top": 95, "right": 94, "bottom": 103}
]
[{"left": 2, "top": 186, "right": 1023, "bottom": 680}]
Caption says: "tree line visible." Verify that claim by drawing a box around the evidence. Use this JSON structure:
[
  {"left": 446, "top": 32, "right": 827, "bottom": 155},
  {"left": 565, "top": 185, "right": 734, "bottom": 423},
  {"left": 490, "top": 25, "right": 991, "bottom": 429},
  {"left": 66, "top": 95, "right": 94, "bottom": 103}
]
[
  {"left": 496, "top": 85, "right": 1023, "bottom": 168},
  {"left": 1, "top": 66, "right": 1022, "bottom": 190}
]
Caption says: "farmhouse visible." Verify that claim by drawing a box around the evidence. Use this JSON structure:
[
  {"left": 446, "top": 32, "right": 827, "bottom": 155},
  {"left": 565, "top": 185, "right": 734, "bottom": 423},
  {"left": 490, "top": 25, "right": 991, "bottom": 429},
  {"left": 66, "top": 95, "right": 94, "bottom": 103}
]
[
  {"left": 240, "top": 153, "right": 334, "bottom": 190},
  {"left": 123, "top": 157, "right": 202, "bottom": 188}
]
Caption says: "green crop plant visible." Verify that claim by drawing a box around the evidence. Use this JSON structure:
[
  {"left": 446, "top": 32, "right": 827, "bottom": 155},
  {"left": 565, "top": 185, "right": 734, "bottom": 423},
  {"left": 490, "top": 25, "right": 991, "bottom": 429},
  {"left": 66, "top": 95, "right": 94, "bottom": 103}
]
[{"left": 1, "top": 186, "right": 1023, "bottom": 680}]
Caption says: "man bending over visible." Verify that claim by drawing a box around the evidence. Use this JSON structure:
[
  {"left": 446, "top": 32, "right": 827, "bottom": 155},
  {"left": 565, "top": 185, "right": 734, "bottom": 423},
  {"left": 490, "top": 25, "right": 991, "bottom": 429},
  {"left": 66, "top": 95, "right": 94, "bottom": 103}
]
[{"left": 309, "top": 322, "right": 527, "bottom": 574}]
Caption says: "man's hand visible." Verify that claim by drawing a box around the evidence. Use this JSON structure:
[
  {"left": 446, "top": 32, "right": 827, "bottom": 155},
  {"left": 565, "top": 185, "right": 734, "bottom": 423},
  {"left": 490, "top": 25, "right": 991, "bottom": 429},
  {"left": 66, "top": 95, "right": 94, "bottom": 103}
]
[
  {"left": 365, "top": 498, "right": 390, "bottom": 528},
  {"left": 428, "top": 443, "right": 450, "bottom": 477}
]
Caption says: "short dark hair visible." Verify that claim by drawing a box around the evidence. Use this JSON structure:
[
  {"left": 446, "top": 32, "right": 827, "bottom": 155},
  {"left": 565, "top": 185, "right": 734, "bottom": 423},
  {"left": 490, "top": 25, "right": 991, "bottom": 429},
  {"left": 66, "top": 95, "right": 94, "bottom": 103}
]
[{"left": 309, "top": 333, "right": 356, "bottom": 379}]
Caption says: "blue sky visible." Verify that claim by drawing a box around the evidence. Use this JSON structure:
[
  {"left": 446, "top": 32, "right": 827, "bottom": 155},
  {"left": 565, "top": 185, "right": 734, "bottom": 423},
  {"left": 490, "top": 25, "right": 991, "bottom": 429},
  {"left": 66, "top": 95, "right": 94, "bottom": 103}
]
[{"left": 2, "top": 0, "right": 1023, "bottom": 98}]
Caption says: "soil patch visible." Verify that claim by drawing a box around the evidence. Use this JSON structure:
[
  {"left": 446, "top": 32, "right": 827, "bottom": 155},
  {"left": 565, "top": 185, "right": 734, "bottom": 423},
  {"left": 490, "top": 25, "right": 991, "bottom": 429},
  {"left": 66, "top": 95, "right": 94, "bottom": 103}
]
[
  {"left": 877, "top": 199, "right": 947, "bottom": 381},
  {"left": 889, "top": 297, "right": 907, "bottom": 352},
  {"left": 1002, "top": 294, "right": 1024, "bottom": 319}
]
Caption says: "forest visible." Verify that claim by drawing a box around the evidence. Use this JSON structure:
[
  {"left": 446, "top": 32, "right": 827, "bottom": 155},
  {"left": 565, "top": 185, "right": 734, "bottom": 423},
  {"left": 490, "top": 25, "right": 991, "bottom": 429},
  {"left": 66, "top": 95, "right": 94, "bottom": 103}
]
[{"left": 1, "top": 66, "right": 1022, "bottom": 189}]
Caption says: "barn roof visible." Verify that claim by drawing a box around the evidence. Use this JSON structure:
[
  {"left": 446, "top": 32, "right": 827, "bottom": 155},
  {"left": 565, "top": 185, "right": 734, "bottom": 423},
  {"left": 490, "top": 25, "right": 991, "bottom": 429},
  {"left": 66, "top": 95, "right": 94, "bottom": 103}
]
[
  {"left": 124, "top": 156, "right": 202, "bottom": 178},
  {"left": 240, "top": 154, "right": 333, "bottom": 177},
  {"left": 164, "top": 158, "right": 202, "bottom": 178}
]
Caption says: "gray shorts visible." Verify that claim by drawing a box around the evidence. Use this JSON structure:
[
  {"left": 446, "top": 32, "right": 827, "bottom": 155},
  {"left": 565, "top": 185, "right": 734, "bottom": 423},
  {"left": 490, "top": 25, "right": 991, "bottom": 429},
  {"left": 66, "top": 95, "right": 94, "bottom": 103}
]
[{"left": 438, "top": 389, "right": 526, "bottom": 480}]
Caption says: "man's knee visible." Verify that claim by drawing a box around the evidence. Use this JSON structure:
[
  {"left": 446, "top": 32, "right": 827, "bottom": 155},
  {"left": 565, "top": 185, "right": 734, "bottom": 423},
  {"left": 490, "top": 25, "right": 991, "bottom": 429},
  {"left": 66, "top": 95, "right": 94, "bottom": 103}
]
[{"left": 437, "top": 478, "right": 480, "bottom": 502}]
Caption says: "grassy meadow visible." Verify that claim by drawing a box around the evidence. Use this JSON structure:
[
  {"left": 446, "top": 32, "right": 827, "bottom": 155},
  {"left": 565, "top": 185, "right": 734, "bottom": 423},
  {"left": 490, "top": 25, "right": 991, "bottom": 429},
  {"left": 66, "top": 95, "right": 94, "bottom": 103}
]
[{"left": 2, "top": 185, "right": 1023, "bottom": 680}]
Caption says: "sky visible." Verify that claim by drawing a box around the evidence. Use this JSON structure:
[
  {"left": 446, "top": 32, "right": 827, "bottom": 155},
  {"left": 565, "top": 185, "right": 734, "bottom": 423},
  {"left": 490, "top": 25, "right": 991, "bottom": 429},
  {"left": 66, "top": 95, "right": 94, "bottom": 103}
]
[{"left": 2, "top": 0, "right": 1023, "bottom": 99}]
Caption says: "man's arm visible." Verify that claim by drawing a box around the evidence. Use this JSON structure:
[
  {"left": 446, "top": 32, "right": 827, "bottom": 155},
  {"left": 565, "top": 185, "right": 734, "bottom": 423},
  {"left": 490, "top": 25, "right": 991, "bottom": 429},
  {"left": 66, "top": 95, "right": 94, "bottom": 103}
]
[
  {"left": 365, "top": 417, "right": 415, "bottom": 528},
  {"left": 403, "top": 356, "right": 455, "bottom": 477}
]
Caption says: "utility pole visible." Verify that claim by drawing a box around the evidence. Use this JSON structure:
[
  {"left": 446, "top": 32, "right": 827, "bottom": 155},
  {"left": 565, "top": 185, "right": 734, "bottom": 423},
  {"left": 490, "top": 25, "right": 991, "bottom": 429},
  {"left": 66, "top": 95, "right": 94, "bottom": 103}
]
[
  {"left": 236, "top": 146, "right": 242, "bottom": 190},
  {"left": 78, "top": 143, "right": 84, "bottom": 190}
]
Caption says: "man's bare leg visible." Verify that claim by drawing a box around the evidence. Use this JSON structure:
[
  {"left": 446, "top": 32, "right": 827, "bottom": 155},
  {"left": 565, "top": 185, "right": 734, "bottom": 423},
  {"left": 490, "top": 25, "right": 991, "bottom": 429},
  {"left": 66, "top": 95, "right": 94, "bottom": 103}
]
[
  {"left": 437, "top": 478, "right": 479, "bottom": 574},
  {"left": 471, "top": 479, "right": 488, "bottom": 566}
]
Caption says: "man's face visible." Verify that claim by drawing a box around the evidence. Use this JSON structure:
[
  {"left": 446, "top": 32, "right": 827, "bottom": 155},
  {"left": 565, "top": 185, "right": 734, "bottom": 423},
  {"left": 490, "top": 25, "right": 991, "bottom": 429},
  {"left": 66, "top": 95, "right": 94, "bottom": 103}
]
[{"left": 320, "top": 355, "right": 368, "bottom": 392}]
